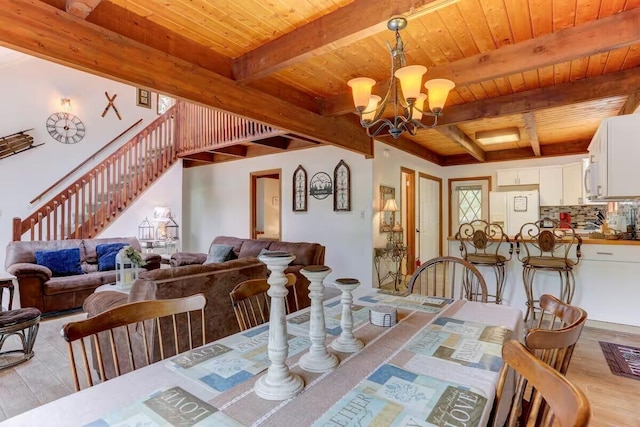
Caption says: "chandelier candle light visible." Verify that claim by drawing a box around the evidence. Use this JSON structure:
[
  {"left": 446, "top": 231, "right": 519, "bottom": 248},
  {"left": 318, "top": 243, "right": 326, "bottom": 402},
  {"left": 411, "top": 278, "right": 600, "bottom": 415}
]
[{"left": 347, "top": 17, "right": 455, "bottom": 139}]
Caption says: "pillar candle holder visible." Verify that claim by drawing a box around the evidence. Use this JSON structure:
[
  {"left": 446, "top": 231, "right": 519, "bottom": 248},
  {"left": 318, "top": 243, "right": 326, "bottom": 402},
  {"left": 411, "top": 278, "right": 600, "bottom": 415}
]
[
  {"left": 254, "top": 252, "right": 304, "bottom": 401},
  {"left": 299, "top": 265, "right": 338, "bottom": 373},
  {"left": 330, "top": 278, "right": 364, "bottom": 353}
]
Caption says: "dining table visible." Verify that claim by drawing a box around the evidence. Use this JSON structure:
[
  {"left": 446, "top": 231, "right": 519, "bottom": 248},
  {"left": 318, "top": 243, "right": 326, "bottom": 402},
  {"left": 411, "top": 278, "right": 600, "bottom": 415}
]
[{"left": 0, "top": 288, "right": 525, "bottom": 427}]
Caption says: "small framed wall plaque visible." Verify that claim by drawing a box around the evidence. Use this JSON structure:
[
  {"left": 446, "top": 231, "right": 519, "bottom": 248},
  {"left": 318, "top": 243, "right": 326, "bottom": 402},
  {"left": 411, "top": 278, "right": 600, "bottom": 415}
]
[
  {"left": 136, "top": 88, "right": 152, "bottom": 109},
  {"left": 514, "top": 196, "right": 528, "bottom": 212},
  {"left": 333, "top": 159, "right": 351, "bottom": 211}
]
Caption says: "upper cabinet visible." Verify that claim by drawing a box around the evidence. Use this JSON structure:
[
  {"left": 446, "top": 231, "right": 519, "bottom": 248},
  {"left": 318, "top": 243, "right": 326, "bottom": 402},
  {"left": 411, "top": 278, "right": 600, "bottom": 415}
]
[
  {"left": 539, "top": 163, "right": 584, "bottom": 206},
  {"left": 585, "top": 114, "right": 640, "bottom": 201},
  {"left": 496, "top": 168, "right": 539, "bottom": 186}
]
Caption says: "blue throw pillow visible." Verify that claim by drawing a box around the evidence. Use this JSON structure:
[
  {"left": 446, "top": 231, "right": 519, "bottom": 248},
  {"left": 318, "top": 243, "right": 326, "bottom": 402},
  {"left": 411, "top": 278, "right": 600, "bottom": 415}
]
[
  {"left": 203, "top": 244, "right": 235, "bottom": 265},
  {"left": 35, "top": 248, "right": 83, "bottom": 277},
  {"left": 96, "top": 243, "right": 128, "bottom": 271}
]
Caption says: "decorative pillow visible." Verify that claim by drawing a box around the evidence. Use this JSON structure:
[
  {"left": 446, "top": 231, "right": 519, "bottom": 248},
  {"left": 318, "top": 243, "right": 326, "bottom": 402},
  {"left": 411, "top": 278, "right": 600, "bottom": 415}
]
[
  {"left": 203, "top": 244, "right": 235, "bottom": 265},
  {"left": 96, "top": 242, "right": 128, "bottom": 271},
  {"left": 35, "top": 248, "right": 83, "bottom": 277}
]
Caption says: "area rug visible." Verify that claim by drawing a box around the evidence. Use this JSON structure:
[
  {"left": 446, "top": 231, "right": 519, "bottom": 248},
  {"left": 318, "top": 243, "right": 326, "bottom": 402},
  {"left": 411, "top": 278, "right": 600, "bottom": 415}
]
[{"left": 599, "top": 341, "right": 640, "bottom": 381}]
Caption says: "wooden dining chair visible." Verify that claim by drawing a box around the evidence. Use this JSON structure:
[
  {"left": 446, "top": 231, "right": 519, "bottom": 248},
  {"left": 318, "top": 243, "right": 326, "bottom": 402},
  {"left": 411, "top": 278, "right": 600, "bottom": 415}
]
[
  {"left": 500, "top": 340, "right": 591, "bottom": 427},
  {"left": 230, "top": 273, "right": 298, "bottom": 331},
  {"left": 406, "top": 256, "right": 488, "bottom": 302},
  {"left": 526, "top": 294, "right": 588, "bottom": 374},
  {"left": 62, "top": 294, "right": 206, "bottom": 391},
  {"left": 493, "top": 295, "right": 588, "bottom": 425}
]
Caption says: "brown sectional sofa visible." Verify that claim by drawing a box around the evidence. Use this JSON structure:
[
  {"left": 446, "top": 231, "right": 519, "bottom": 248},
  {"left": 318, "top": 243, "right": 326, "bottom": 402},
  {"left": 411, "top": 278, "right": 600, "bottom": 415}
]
[
  {"left": 170, "top": 235, "right": 326, "bottom": 308},
  {"left": 5, "top": 237, "right": 161, "bottom": 314}
]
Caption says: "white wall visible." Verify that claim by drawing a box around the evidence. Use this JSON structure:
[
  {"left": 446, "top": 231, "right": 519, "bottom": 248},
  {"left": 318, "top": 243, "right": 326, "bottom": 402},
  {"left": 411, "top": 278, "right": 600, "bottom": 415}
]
[
  {"left": 372, "top": 141, "right": 447, "bottom": 268},
  {"left": 0, "top": 49, "right": 176, "bottom": 268},
  {"left": 182, "top": 145, "right": 374, "bottom": 287}
]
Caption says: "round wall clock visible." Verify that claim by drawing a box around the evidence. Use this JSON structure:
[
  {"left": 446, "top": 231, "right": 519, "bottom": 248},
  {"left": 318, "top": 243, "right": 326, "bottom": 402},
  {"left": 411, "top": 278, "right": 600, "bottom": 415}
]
[{"left": 46, "top": 112, "right": 86, "bottom": 144}]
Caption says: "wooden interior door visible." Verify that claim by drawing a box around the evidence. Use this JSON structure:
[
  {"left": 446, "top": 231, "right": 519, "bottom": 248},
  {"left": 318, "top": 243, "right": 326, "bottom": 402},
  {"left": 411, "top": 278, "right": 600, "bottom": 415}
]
[
  {"left": 418, "top": 173, "right": 443, "bottom": 264},
  {"left": 401, "top": 167, "right": 416, "bottom": 277},
  {"left": 250, "top": 169, "right": 281, "bottom": 240}
]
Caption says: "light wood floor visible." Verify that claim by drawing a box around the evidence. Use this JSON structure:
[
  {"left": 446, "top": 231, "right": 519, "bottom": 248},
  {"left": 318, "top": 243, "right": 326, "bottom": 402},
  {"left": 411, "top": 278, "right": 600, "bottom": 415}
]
[{"left": 1, "top": 311, "right": 639, "bottom": 425}]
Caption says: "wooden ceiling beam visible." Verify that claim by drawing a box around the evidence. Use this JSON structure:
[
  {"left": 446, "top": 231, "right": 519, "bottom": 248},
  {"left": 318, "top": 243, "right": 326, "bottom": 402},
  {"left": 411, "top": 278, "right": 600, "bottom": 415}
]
[
  {"left": 232, "top": 0, "right": 455, "bottom": 82},
  {"left": 435, "top": 125, "right": 485, "bottom": 161},
  {"left": 440, "top": 67, "right": 640, "bottom": 125},
  {"left": 86, "top": 2, "right": 233, "bottom": 79},
  {"left": 211, "top": 145, "right": 248, "bottom": 158},
  {"left": 251, "top": 136, "right": 291, "bottom": 150},
  {"left": 522, "top": 112, "right": 541, "bottom": 157},
  {"left": 618, "top": 91, "right": 640, "bottom": 115},
  {"left": 66, "top": 0, "right": 101, "bottom": 19},
  {"left": 179, "top": 152, "right": 215, "bottom": 163},
  {"left": 321, "top": 7, "right": 640, "bottom": 116},
  {"left": 377, "top": 137, "right": 443, "bottom": 165},
  {"left": 441, "top": 140, "right": 590, "bottom": 166},
  {"left": 0, "top": 0, "right": 373, "bottom": 158}
]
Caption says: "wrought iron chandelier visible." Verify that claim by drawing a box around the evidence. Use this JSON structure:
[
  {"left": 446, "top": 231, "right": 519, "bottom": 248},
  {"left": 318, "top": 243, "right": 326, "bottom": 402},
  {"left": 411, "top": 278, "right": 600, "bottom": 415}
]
[{"left": 347, "top": 17, "right": 455, "bottom": 139}]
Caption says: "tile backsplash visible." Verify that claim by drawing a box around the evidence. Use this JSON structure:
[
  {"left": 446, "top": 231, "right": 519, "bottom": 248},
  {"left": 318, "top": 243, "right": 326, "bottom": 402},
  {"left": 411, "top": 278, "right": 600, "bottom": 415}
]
[{"left": 540, "top": 202, "right": 639, "bottom": 232}]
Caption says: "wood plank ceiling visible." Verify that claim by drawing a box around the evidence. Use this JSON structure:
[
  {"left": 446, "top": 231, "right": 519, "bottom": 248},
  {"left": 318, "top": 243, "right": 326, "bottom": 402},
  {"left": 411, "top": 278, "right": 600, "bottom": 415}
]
[{"left": 1, "top": 0, "right": 640, "bottom": 166}]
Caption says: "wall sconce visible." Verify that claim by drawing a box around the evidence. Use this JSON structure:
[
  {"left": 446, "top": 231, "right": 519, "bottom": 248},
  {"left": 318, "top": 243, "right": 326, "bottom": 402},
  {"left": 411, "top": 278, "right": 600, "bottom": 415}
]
[{"left": 60, "top": 98, "right": 72, "bottom": 112}]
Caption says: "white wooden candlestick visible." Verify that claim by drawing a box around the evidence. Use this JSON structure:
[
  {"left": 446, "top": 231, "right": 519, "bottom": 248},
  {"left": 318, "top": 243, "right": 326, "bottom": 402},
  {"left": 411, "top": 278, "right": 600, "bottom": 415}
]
[
  {"left": 254, "top": 252, "right": 304, "bottom": 401},
  {"left": 331, "top": 278, "right": 364, "bottom": 353},
  {"left": 299, "top": 265, "right": 338, "bottom": 373}
]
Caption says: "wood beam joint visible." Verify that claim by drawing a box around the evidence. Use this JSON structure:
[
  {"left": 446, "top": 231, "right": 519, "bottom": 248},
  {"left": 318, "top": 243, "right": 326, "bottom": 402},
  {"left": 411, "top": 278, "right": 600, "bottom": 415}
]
[
  {"left": 66, "top": 0, "right": 102, "bottom": 19},
  {"left": 522, "top": 112, "right": 541, "bottom": 157},
  {"left": 435, "top": 126, "right": 485, "bottom": 162}
]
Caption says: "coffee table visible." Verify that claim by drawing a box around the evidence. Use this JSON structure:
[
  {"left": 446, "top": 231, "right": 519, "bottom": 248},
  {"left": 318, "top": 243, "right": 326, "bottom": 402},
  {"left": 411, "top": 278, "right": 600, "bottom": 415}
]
[{"left": 94, "top": 283, "right": 132, "bottom": 294}]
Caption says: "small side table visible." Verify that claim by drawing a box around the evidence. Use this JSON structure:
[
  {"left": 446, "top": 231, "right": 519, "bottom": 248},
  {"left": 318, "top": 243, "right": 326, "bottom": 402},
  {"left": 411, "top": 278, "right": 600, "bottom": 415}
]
[
  {"left": 0, "top": 274, "right": 16, "bottom": 311},
  {"left": 373, "top": 245, "right": 407, "bottom": 290}
]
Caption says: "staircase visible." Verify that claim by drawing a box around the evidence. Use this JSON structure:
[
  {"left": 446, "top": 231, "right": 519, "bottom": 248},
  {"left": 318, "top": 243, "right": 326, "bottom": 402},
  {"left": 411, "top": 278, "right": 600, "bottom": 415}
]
[{"left": 12, "top": 101, "right": 283, "bottom": 242}]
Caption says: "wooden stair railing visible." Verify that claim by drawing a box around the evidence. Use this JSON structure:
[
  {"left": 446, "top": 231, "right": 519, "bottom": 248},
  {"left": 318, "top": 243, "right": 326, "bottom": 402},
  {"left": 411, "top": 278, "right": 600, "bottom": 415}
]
[
  {"left": 12, "top": 105, "right": 178, "bottom": 241},
  {"left": 12, "top": 101, "right": 289, "bottom": 242}
]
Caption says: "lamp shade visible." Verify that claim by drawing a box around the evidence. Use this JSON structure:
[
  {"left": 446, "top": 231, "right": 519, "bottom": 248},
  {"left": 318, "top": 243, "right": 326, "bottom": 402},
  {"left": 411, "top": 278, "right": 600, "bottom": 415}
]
[
  {"left": 412, "top": 93, "right": 427, "bottom": 121},
  {"left": 348, "top": 77, "right": 376, "bottom": 110},
  {"left": 424, "top": 79, "right": 455, "bottom": 113},
  {"left": 394, "top": 65, "right": 427, "bottom": 101},
  {"left": 383, "top": 198, "right": 399, "bottom": 212},
  {"left": 153, "top": 206, "right": 171, "bottom": 221},
  {"left": 362, "top": 95, "right": 381, "bottom": 122}
]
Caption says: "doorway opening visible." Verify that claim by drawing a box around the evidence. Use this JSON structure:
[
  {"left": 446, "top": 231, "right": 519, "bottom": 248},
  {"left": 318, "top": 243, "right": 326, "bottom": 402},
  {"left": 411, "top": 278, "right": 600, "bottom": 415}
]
[{"left": 250, "top": 169, "right": 281, "bottom": 240}]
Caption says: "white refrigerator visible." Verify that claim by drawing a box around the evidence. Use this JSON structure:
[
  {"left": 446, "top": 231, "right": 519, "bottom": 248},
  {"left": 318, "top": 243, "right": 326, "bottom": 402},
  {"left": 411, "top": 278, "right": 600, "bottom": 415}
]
[{"left": 489, "top": 190, "right": 540, "bottom": 236}]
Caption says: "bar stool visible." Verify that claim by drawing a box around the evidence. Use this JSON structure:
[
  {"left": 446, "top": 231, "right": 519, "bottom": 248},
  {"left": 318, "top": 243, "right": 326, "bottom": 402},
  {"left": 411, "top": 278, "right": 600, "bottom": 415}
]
[
  {"left": 456, "top": 220, "right": 512, "bottom": 304},
  {"left": 515, "top": 219, "right": 582, "bottom": 323}
]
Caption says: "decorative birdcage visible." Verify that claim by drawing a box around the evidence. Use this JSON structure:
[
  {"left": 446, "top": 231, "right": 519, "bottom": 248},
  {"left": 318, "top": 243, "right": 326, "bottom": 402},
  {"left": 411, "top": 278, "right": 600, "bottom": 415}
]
[
  {"left": 115, "top": 247, "right": 139, "bottom": 289},
  {"left": 138, "top": 217, "right": 154, "bottom": 241},
  {"left": 165, "top": 214, "right": 179, "bottom": 240}
]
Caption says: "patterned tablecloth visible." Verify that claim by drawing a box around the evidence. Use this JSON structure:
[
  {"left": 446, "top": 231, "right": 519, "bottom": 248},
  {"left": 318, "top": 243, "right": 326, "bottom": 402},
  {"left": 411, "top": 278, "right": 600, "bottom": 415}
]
[{"left": 0, "top": 289, "right": 524, "bottom": 427}]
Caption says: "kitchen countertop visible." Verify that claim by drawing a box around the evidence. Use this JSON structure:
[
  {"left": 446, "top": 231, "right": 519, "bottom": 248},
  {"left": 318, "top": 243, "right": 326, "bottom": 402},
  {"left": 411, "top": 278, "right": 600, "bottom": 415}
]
[{"left": 447, "top": 236, "right": 640, "bottom": 246}]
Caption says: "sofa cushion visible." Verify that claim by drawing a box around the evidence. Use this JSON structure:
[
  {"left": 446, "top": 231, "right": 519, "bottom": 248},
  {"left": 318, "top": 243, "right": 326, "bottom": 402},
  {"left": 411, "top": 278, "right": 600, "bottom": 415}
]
[
  {"left": 82, "top": 237, "right": 141, "bottom": 264},
  {"left": 204, "top": 244, "right": 235, "bottom": 264},
  {"left": 239, "top": 240, "right": 273, "bottom": 259},
  {"left": 96, "top": 243, "right": 128, "bottom": 271},
  {"left": 35, "top": 248, "right": 83, "bottom": 277},
  {"left": 44, "top": 274, "right": 103, "bottom": 295},
  {"left": 268, "top": 241, "right": 320, "bottom": 266}
]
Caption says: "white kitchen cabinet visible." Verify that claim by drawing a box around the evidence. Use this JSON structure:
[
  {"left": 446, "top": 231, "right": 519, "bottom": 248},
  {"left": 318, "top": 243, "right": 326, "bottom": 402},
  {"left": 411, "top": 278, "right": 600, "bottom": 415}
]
[
  {"left": 538, "top": 163, "right": 583, "bottom": 206},
  {"left": 496, "top": 168, "right": 539, "bottom": 186},
  {"left": 562, "top": 162, "right": 583, "bottom": 205},
  {"left": 586, "top": 114, "right": 640, "bottom": 200},
  {"left": 539, "top": 166, "right": 563, "bottom": 206}
]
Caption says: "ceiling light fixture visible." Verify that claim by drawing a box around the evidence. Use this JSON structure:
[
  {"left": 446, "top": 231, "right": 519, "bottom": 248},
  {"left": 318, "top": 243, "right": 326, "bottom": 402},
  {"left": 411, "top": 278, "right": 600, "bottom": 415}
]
[
  {"left": 347, "top": 17, "right": 455, "bottom": 140},
  {"left": 475, "top": 127, "right": 521, "bottom": 145}
]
